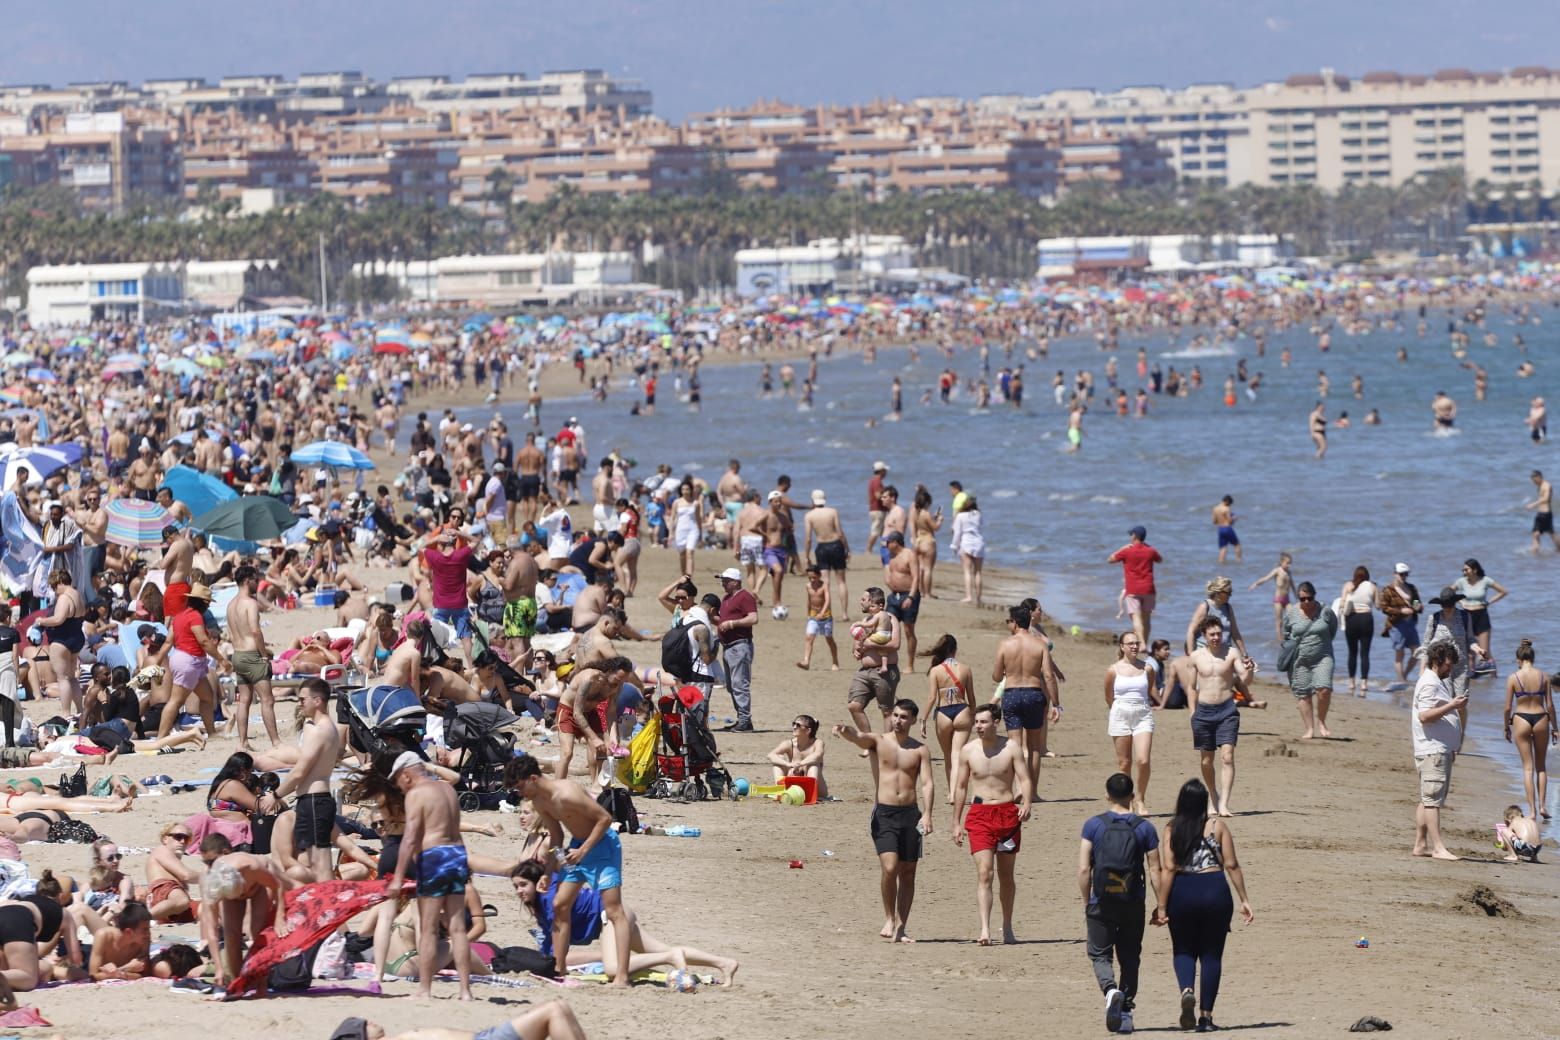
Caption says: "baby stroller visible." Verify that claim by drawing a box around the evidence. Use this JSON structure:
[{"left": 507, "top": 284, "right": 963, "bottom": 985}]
[
  {"left": 343, "top": 684, "right": 426, "bottom": 758},
  {"left": 443, "top": 701, "right": 519, "bottom": 811},
  {"left": 649, "top": 686, "right": 730, "bottom": 801}
]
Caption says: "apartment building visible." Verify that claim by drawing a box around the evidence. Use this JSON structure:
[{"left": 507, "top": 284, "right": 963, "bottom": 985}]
[{"left": 0, "top": 110, "right": 181, "bottom": 211}]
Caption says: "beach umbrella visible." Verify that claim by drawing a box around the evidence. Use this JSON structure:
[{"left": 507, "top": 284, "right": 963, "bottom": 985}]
[
  {"left": 104, "top": 498, "right": 170, "bottom": 549},
  {"left": 69, "top": 335, "right": 95, "bottom": 348},
  {"left": 0, "top": 442, "right": 80, "bottom": 487},
  {"left": 290, "top": 441, "right": 375, "bottom": 470},
  {"left": 375, "top": 326, "right": 410, "bottom": 346},
  {"left": 0, "top": 386, "right": 24, "bottom": 405},
  {"left": 2, "top": 351, "right": 33, "bottom": 367},
  {"left": 193, "top": 496, "right": 297, "bottom": 542},
  {"left": 194, "top": 354, "right": 225, "bottom": 369},
  {"left": 101, "top": 360, "right": 142, "bottom": 379},
  {"left": 23, "top": 368, "right": 56, "bottom": 384},
  {"left": 105, "top": 352, "right": 143, "bottom": 366},
  {"left": 160, "top": 464, "right": 238, "bottom": 519},
  {"left": 157, "top": 357, "right": 203, "bottom": 378},
  {"left": 372, "top": 340, "right": 409, "bottom": 355},
  {"left": 240, "top": 350, "right": 277, "bottom": 364}
]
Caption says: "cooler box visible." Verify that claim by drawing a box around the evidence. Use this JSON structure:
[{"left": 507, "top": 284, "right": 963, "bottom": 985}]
[{"left": 313, "top": 585, "right": 338, "bottom": 608}]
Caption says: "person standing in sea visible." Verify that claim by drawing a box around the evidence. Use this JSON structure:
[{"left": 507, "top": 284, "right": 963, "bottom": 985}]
[{"left": 1109, "top": 526, "right": 1162, "bottom": 646}]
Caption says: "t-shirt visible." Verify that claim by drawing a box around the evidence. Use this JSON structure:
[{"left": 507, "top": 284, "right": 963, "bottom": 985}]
[
  {"left": 1080, "top": 811, "right": 1160, "bottom": 905},
  {"left": 170, "top": 607, "right": 206, "bottom": 657},
  {"left": 483, "top": 475, "right": 507, "bottom": 523},
  {"left": 867, "top": 475, "right": 885, "bottom": 511},
  {"left": 1114, "top": 543, "right": 1162, "bottom": 596},
  {"left": 424, "top": 543, "right": 474, "bottom": 611},
  {"left": 535, "top": 875, "right": 603, "bottom": 956},
  {"left": 1411, "top": 670, "right": 1461, "bottom": 757},
  {"left": 718, "top": 589, "right": 758, "bottom": 646}
]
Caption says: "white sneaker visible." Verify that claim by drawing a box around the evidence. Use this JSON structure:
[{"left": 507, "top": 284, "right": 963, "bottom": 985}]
[
  {"left": 1118, "top": 1011, "right": 1134, "bottom": 1034},
  {"left": 1105, "top": 988, "right": 1125, "bottom": 1032}
]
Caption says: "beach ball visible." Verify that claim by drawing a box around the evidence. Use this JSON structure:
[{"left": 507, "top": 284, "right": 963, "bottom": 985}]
[
  {"left": 666, "top": 969, "right": 700, "bottom": 992},
  {"left": 733, "top": 778, "right": 750, "bottom": 797},
  {"left": 784, "top": 785, "right": 806, "bottom": 806},
  {"left": 772, "top": 604, "right": 790, "bottom": 620}
]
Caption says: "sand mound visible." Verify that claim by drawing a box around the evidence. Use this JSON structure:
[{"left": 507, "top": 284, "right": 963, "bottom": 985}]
[
  {"left": 1264, "top": 742, "right": 1299, "bottom": 758},
  {"left": 1454, "top": 884, "right": 1519, "bottom": 918}
]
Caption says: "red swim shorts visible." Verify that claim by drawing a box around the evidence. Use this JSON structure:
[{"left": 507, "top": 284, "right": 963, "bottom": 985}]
[
  {"left": 163, "top": 580, "right": 191, "bottom": 619},
  {"left": 964, "top": 801, "right": 1022, "bottom": 855}
]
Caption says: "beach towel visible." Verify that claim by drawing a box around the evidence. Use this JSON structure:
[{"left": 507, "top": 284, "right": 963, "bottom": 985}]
[
  {"left": 0, "top": 1006, "right": 51, "bottom": 1027},
  {"left": 225, "top": 877, "right": 408, "bottom": 999}
]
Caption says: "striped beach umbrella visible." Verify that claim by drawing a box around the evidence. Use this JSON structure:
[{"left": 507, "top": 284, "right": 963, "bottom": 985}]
[
  {"left": 105, "top": 498, "right": 170, "bottom": 549},
  {"left": 290, "top": 440, "right": 375, "bottom": 470},
  {"left": 0, "top": 442, "right": 81, "bottom": 488}
]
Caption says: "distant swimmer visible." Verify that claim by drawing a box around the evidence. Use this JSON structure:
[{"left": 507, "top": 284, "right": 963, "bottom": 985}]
[
  {"left": 1066, "top": 404, "right": 1085, "bottom": 454},
  {"left": 1364, "top": 409, "right": 1382, "bottom": 425},
  {"left": 1211, "top": 496, "right": 1241, "bottom": 565},
  {"left": 1309, "top": 402, "right": 1327, "bottom": 459},
  {"left": 1527, "top": 397, "right": 1548, "bottom": 442},
  {"left": 1432, "top": 390, "right": 1457, "bottom": 431},
  {"left": 1248, "top": 551, "right": 1294, "bottom": 643}
]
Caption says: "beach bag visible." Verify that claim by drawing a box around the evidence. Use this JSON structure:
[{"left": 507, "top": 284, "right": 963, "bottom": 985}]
[
  {"left": 1090, "top": 813, "right": 1145, "bottom": 905},
  {"left": 56, "top": 763, "right": 88, "bottom": 799},
  {"left": 267, "top": 936, "right": 329, "bottom": 992},
  {"left": 47, "top": 817, "right": 99, "bottom": 844},
  {"left": 617, "top": 714, "right": 660, "bottom": 793},
  {"left": 596, "top": 785, "right": 642, "bottom": 835},
  {"left": 660, "top": 619, "right": 711, "bottom": 683},
  {"left": 489, "top": 945, "right": 558, "bottom": 977},
  {"left": 1275, "top": 636, "right": 1300, "bottom": 674}
]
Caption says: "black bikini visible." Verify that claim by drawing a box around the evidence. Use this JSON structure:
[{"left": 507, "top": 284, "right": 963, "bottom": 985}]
[{"left": 1510, "top": 678, "right": 1552, "bottom": 729}]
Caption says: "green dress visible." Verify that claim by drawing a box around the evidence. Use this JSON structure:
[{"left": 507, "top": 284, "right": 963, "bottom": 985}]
[{"left": 1282, "top": 605, "right": 1337, "bottom": 695}]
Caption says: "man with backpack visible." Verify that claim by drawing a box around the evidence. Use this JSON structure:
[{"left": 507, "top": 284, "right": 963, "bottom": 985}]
[
  {"left": 1077, "top": 773, "right": 1163, "bottom": 1034},
  {"left": 659, "top": 581, "right": 718, "bottom": 697}
]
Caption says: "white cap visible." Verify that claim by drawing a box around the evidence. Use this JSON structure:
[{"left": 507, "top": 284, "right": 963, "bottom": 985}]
[
  {"left": 492, "top": 462, "right": 506, "bottom": 471},
  {"left": 810, "top": 489, "right": 827, "bottom": 506},
  {"left": 388, "top": 751, "right": 423, "bottom": 778},
  {"left": 716, "top": 567, "right": 742, "bottom": 582},
  {"left": 298, "top": 493, "right": 314, "bottom": 504},
  {"left": 461, "top": 423, "right": 473, "bottom": 432},
  {"left": 872, "top": 460, "right": 888, "bottom": 472},
  {"left": 1394, "top": 562, "right": 1411, "bottom": 574},
  {"left": 767, "top": 489, "right": 782, "bottom": 502}
]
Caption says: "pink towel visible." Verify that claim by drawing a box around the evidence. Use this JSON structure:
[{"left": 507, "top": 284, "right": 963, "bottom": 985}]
[
  {"left": 181, "top": 812, "right": 252, "bottom": 853},
  {"left": 0, "top": 1006, "right": 51, "bottom": 1027}
]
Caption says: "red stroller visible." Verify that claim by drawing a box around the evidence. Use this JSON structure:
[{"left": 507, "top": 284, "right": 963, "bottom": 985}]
[{"left": 650, "top": 685, "right": 730, "bottom": 801}]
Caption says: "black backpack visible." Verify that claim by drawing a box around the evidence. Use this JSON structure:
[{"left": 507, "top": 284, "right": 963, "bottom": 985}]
[
  {"left": 1090, "top": 813, "right": 1145, "bottom": 905},
  {"left": 660, "top": 618, "right": 712, "bottom": 684},
  {"left": 596, "top": 786, "right": 642, "bottom": 835},
  {"left": 489, "top": 945, "right": 558, "bottom": 977}
]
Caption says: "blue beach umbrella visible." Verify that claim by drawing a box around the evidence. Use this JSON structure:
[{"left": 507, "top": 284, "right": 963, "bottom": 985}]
[
  {"left": 160, "top": 464, "right": 238, "bottom": 519},
  {"left": 290, "top": 441, "right": 375, "bottom": 470}
]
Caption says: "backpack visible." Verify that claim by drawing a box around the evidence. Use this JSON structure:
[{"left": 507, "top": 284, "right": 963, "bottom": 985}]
[
  {"left": 660, "top": 618, "right": 712, "bottom": 683},
  {"left": 1090, "top": 813, "right": 1145, "bottom": 906},
  {"left": 489, "top": 945, "right": 558, "bottom": 977},
  {"left": 596, "top": 785, "right": 642, "bottom": 835}
]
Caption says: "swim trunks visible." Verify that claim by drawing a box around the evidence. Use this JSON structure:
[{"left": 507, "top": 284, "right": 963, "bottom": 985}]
[
  {"left": 887, "top": 590, "right": 920, "bottom": 625},
  {"left": 1217, "top": 525, "right": 1239, "bottom": 548},
  {"left": 1123, "top": 593, "right": 1156, "bottom": 616},
  {"left": 503, "top": 597, "right": 538, "bottom": 639},
  {"left": 964, "top": 800, "right": 1021, "bottom": 855},
  {"left": 559, "top": 828, "right": 623, "bottom": 891},
  {"left": 518, "top": 475, "right": 541, "bottom": 499},
  {"left": 762, "top": 546, "right": 787, "bottom": 571},
  {"left": 1191, "top": 698, "right": 1240, "bottom": 751},
  {"left": 147, "top": 878, "right": 194, "bottom": 923},
  {"left": 814, "top": 540, "right": 847, "bottom": 570},
  {"left": 1001, "top": 686, "right": 1048, "bottom": 731},
  {"left": 870, "top": 802, "right": 923, "bottom": 861},
  {"left": 294, "top": 791, "right": 337, "bottom": 850},
  {"left": 1535, "top": 512, "right": 1554, "bottom": 534},
  {"left": 847, "top": 664, "right": 902, "bottom": 711},
  {"left": 805, "top": 617, "right": 834, "bottom": 638},
  {"left": 163, "top": 581, "right": 191, "bottom": 618},
  {"left": 415, "top": 843, "right": 470, "bottom": 897},
  {"left": 473, "top": 1023, "right": 524, "bottom": 1040},
  {"left": 231, "top": 650, "right": 272, "bottom": 685},
  {"left": 738, "top": 534, "right": 764, "bottom": 567}
]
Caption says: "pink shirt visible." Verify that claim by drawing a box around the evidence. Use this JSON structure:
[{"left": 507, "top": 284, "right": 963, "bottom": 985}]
[{"left": 425, "top": 543, "right": 474, "bottom": 610}]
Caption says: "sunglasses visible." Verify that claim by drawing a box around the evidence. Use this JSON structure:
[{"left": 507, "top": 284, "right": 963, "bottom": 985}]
[
  {"left": 1297, "top": 595, "right": 1315, "bottom": 602},
  {"left": 167, "top": 833, "right": 191, "bottom": 842},
  {"left": 103, "top": 852, "right": 122, "bottom": 861}
]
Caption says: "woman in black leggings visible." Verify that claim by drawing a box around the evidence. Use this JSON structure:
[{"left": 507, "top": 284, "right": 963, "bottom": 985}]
[
  {"left": 1339, "top": 566, "right": 1378, "bottom": 697},
  {"left": 1155, "top": 779, "right": 1254, "bottom": 1033},
  {"left": 0, "top": 869, "right": 79, "bottom": 1005}
]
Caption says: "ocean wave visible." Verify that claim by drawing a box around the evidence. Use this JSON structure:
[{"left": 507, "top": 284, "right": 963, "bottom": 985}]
[
  {"left": 1090, "top": 495, "right": 1126, "bottom": 505},
  {"left": 991, "top": 489, "right": 1018, "bottom": 499}
]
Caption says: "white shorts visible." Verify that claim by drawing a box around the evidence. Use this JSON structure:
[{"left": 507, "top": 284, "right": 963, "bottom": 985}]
[
  {"left": 806, "top": 618, "right": 834, "bottom": 638},
  {"left": 1108, "top": 698, "right": 1154, "bottom": 737},
  {"left": 739, "top": 534, "right": 764, "bottom": 566}
]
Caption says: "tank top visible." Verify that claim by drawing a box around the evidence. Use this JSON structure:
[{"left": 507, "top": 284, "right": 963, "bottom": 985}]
[
  {"left": 1195, "top": 599, "right": 1233, "bottom": 648},
  {"left": 1112, "top": 664, "right": 1150, "bottom": 703}
]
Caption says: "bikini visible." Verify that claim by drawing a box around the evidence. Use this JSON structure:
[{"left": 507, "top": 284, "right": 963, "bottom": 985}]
[
  {"left": 1509, "top": 676, "right": 1551, "bottom": 729},
  {"left": 936, "top": 661, "right": 969, "bottom": 721}
]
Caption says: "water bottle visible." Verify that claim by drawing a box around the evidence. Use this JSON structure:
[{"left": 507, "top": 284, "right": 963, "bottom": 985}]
[{"left": 663, "top": 825, "right": 701, "bottom": 838}]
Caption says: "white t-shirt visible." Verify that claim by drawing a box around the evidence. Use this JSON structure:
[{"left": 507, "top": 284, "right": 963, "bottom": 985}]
[
  {"left": 1411, "top": 670, "right": 1461, "bottom": 757},
  {"left": 484, "top": 475, "right": 506, "bottom": 523}
]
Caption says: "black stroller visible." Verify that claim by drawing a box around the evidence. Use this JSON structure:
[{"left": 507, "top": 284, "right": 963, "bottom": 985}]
[
  {"left": 343, "top": 684, "right": 427, "bottom": 758},
  {"left": 443, "top": 701, "right": 520, "bottom": 811},
  {"left": 649, "top": 685, "right": 730, "bottom": 801}
]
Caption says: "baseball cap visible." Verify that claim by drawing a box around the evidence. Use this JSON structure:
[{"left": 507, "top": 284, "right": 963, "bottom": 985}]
[
  {"left": 767, "top": 490, "right": 782, "bottom": 502},
  {"left": 388, "top": 751, "right": 422, "bottom": 778},
  {"left": 1394, "top": 562, "right": 1411, "bottom": 574},
  {"left": 1128, "top": 525, "right": 1147, "bottom": 540},
  {"left": 810, "top": 489, "right": 827, "bottom": 506},
  {"left": 492, "top": 461, "right": 506, "bottom": 471},
  {"left": 872, "top": 460, "right": 888, "bottom": 473},
  {"left": 715, "top": 567, "right": 742, "bottom": 582}
]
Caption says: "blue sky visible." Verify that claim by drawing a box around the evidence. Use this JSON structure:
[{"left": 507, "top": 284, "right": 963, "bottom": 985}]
[{"left": 5, "top": 1, "right": 1557, "bottom": 118}]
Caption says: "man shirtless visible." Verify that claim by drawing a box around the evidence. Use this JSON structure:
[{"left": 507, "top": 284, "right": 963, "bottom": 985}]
[
  {"left": 155, "top": 485, "right": 193, "bottom": 527},
  {"left": 1432, "top": 389, "right": 1457, "bottom": 431},
  {"left": 505, "top": 756, "right": 633, "bottom": 986},
  {"left": 198, "top": 836, "right": 292, "bottom": 991},
  {"left": 502, "top": 545, "right": 540, "bottom": 657},
  {"left": 952, "top": 703, "right": 1032, "bottom": 945},
  {"left": 757, "top": 492, "right": 790, "bottom": 607},
  {"left": 993, "top": 604, "right": 1061, "bottom": 800},
  {"left": 127, "top": 440, "right": 160, "bottom": 501},
  {"left": 1211, "top": 495, "right": 1241, "bottom": 564},
  {"left": 71, "top": 486, "right": 108, "bottom": 575},
  {"left": 847, "top": 588, "right": 901, "bottom": 740},
  {"left": 1248, "top": 552, "right": 1293, "bottom": 643},
  {"left": 879, "top": 487, "right": 907, "bottom": 566},
  {"left": 835, "top": 700, "right": 934, "bottom": 943},
  {"left": 273, "top": 679, "right": 342, "bottom": 882},
  {"left": 716, "top": 458, "right": 746, "bottom": 519},
  {"left": 388, "top": 752, "right": 473, "bottom": 1001},
  {"left": 89, "top": 900, "right": 153, "bottom": 981},
  {"left": 515, "top": 433, "right": 545, "bottom": 524},
  {"left": 156, "top": 525, "right": 195, "bottom": 618},
  {"left": 803, "top": 489, "right": 851, "bottom": 622},
  {"left": 328, "top": 1001, "right": 586, "bottom": 1040},
  {"left": 573, "top": 610, "right": 624, "bottom": 670},
  {"left": 554, "top": 656, "right": 636, "bottom": 783},
  {"left": 1187, "top": 617, "right": 1254, "bottom": 817},
  {"left": 1526, "top": 469, "right": 1559, "bottom": 553},
  {"left": 227, "top": 565, "right": 278, "bottom": 749},
  {"left": 734, "top": 491, "right": 767, "bottom": 589},
  {"left": 883, "top": 532, "right": 922, "bottom": 669}
]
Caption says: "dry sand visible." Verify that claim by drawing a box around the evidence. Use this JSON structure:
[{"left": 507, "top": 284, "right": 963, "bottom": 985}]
[{"left": 13, "top": 364, "right": 1558, "bottom": 1038}]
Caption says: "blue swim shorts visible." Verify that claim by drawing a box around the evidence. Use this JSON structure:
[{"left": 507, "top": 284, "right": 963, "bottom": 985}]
[
  {"left": 416, "top": 843, "right": 470, "bottom": 898},
  {"left": 559, "top": 828, "right": 623, "bottom": 891}
]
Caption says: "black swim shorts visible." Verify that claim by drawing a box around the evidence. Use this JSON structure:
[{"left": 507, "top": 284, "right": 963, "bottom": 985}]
[{"left": 870, "top": 802, "right": 923, "bottom": 861}]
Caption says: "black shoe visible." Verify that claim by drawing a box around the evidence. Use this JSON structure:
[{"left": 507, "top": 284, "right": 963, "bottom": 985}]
[
  {"left": 722, "top": 721, "right": 754, "bottom": 732},
  {"left": 1196, "top": 1016, "right": 1216, "bottom": 1033}
]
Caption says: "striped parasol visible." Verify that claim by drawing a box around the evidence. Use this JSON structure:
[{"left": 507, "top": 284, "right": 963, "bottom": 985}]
[{"left": 105, "top": 498, "right": 170, "bottom": 549}]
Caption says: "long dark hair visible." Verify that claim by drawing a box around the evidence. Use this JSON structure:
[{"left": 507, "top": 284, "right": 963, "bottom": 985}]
[
  {"left": 929, "top": 634, "right": 957, "bottom": 667},
  {"left": 510, "top": 858, "right": 549, "bottom": 919},
  {"left": 1169, "top": 778, "right": 1212, "bottom": 869},
  {"left": 1463, "top": 557, "right": 1485, "bottom": 580},
  {"left": 208, "top": 752, "right": 254, "bottom": 803},
  {"left": 340, "top": 751, "right": 408, "bottom": 826}
]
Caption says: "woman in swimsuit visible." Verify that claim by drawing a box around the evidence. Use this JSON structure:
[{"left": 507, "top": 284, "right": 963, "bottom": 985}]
[
  {"left": 909, "top": 486, "right": 943, "bottom": 599},
  {"left": 0, "top": 870, "right": 83, "bottom": 1006},
  {"left": 1503, "top": 639, "right": 1556, "bottom": 820},
  {"left": 357, "top": 604, "right": 401, "bottom": 675},
  {"left": 1105, "top": 631, "right": 1165, "bottom": 814},
  {"left": 921, "top": 634, "right": 975, "bottom": 794},
  {"left": 766, "top": 714, "right": 828, "bottom": 797},
  {"left": 36, "top": 568, "right": 86, "bottom": 717}
]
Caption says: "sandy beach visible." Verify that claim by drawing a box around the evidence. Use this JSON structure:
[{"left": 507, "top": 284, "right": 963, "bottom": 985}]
[{"left": 11, "top": 516, "right": 1558, "bottom": 1039}]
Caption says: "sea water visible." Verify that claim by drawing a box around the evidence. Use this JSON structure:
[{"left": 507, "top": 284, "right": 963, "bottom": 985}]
[{"left": 467, "top": 309, "right": 1558, "bottom": 812}]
